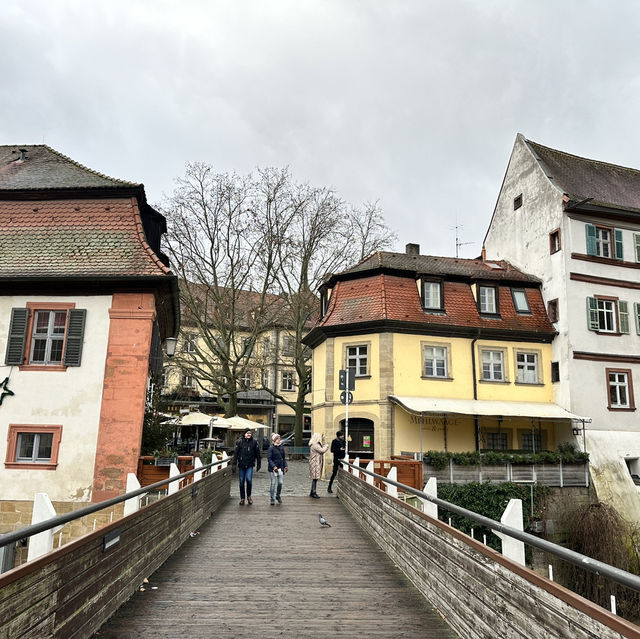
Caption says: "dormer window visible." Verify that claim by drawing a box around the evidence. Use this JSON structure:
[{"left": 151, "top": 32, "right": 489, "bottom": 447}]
[
  {"left": 511, "top": 289, "right": 531, "bottom": 314},
  {"left": 421, "top": 280, "right": 443, "bottom": 311},
  {"left": 478, "top": 285, "right": 498, "bottom": 314}
]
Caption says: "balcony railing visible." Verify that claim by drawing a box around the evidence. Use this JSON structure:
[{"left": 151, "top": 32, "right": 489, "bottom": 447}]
[{"left": 422, "top": 459, "right": 589, "bottom": 487}]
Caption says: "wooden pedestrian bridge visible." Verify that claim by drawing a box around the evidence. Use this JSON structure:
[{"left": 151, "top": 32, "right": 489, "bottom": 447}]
[{"left": 1, "top": 458, "right": 640, "bottom": 639}]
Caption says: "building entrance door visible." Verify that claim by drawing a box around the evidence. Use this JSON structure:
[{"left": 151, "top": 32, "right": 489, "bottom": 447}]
[{"left": 341, "top": 418, "right": 375, "bottom": 460}]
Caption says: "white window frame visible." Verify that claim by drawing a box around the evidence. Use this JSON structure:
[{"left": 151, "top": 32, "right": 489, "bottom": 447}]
[
  {"left": 30, "top": 310, "right": 67, "bottom": 365},
  {"left": 239, "top": 371, "right": 252, "bottom": 390},
  {"left": 481, "top": 349, "right": 505, "bottom": 381},
  {"left": 423, "top": 344, "right": 448, "bottom": 378},
  {"left": 511, "top": 289, "right": 530, "bottom": 314},
  {"left": 479, "top": 286, "right": 497, "bottom": 314},
  {"left": 346, "top": 344, "right": 369, "bottom": 377},
  {"left": 595, "top": 227, "right": 612, "bottom": 258},
  {"left": 16, "top": 432, "right": 54, "bottom": 463},
  {"left": 422, "top": 281, "right": 442, "bottom": 311},
  {"left": 282, "top": 335, "right": 295, "bottom": 357},
  {"left": 261, "top": 368, "right": 270, "bottom": 388},
  {"left": 516, "top": 351, "right": 539, "bottom": 384},
  {"left": 185, "top": 333, "right": 198, "bottom": 353},
  {"left": 597, "top": 299, "right": 617, "bottom": 333},
  {"left": 281, "top": 370, "right": 295, "bottom": 391},
  {"left": 608, "top": 370, "right": 631, "bottom": 409}
]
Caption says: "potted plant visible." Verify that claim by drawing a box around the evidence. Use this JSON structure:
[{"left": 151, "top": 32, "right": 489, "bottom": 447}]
[{"left": 153, "top": 447, "right": 177, "bottom": 466}]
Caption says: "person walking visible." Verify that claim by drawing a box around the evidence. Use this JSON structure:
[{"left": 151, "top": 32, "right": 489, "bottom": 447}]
[
  {"left": 267, "top": 433, "right": 288, "bottom": 505},
  {"left": 308, "top": 432, "right": 329, "bottom": 499},
  {"left": 327, "top": 430, "right": 346, "bottom": 494},
  {"left": 232, "top": 427, "right": 261, "bottom": 505}
]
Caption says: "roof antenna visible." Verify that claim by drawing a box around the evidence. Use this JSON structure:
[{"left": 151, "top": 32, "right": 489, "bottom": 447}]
[{"left": 451, "top": 222, "right": 473, "bottom": 258}]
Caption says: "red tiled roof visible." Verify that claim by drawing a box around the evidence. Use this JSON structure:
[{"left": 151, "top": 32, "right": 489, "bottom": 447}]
[
  {"left": 0, "top": 198, "right": 171, "bottom": 278},
  {"left": 318, "top": 274, "right": 554, "bottom": 334}
]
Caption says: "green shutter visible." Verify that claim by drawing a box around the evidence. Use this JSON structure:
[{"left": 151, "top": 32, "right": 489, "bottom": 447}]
[
  {"left": 63, "top": 309, "right": 86, "bottom": 366},
  {"left": 5, "top": 308, "right": 29, "bottom": 365},
  {"left": 614, "top": 229, "right": 624, "bottom": 260},
  {"left": 585, "top": 224, "right": 597, "bottom": 255},
  {"left": 586, "top": 297, "right": 599, "bottom": 331},
  {"left": 618, "top": 301, "right": 629, "bottom": 334},
  {"left": 634, "top": 234, "right": 640, "bottom": 262},
  {"left": 635, "top": 302, "right": 640, "bottom": 335}
]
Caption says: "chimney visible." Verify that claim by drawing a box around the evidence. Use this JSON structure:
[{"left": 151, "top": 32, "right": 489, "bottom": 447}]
[
  {"left": 481, "top": 245, "right": 486, "bottom": 261},
  {"left": 11, "top": 148, "right": 28, "bottom": 162},
  {"left": 405, "top": 243, "right": 420, "bottom": 255}
]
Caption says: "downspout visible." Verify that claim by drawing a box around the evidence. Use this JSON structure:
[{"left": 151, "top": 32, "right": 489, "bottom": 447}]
[{"left": 471, "top": 334, "right": 480, "bottom": 452}]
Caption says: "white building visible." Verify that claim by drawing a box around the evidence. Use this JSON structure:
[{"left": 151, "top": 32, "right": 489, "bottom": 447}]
[{"left": 484, "top": 133, "right": 640, "bottom": 525}]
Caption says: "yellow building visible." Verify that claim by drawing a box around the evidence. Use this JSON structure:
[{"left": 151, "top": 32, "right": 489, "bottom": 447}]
[{"left": 303, "top": 244, "right": 585, "bottom": 460}]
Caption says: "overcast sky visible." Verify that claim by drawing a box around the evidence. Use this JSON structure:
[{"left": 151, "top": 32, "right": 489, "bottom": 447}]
[{"left": 3, "top": 1, "right": 640, "bottom": 259}]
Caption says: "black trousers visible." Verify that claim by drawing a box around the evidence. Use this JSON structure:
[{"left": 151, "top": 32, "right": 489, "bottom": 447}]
[{"left": 329, "top": 461, "right": 341, "bottom": 485}]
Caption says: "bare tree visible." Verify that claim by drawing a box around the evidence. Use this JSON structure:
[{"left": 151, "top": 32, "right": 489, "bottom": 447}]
[{"left": 162, "top": 164, "right": 396, "bottom": 436}]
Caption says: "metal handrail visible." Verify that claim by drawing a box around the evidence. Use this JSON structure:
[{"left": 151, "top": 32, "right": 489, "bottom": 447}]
[
  {"left": 342, "top": 460, "right": 640, "bottom": 593},
  {"left": 0, "top": 457, "right": 231, "bottom": 549}
]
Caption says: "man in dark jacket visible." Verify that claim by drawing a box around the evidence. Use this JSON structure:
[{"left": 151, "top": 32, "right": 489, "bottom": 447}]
[
  {"left": 232, "top": 428, "right": 261, "bottom": 505},
  {"left": 327, "top": 430, "right": 345, "bottom": 494}
]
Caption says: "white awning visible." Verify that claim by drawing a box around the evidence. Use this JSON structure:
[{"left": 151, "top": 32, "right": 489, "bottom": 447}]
[{"left": 389, "top": 396, "right": 591, "bottom": 422}]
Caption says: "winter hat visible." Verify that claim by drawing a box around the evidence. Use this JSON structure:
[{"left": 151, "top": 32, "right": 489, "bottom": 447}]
[
  {"left": 272, "top": 433, "right": 280, "bottom": 442},
  {"left": 243, "top": 428, "right": 252, "bottom": 435},
  {"left": 336, "top": 431, "right": 344, "bottom": 437}
]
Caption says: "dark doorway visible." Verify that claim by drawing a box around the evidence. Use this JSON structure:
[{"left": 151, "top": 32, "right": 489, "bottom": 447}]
[{"left": 341, "top": 418, "right": 375, "bottom": 460}]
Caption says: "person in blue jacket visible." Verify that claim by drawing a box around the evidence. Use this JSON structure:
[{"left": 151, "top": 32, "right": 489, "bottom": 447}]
[{"left": 267, "top": 432, "right": 288, "bottom": 505}]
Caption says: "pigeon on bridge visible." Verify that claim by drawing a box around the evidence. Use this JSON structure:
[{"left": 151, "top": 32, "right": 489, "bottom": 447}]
[{"left": 318, "top": 513, "right": 331, "bottom": 527}]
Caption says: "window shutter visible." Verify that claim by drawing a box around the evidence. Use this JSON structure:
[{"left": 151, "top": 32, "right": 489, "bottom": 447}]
[
  {"left": 585, "top": 224, "right": 597, "bottom": 255},
  {"left": 63, "top": 309, "right": 86, "bottom": 366},
  {"left": 635, "top": 302, "right": 640, "bottom": 335},
  {"left": 634, "top": 234, "right": 640, "bottom": 262},
  {"left": 5, "top": 308, "right": 29, "bottom": 365},
  {"left": 614, "top": 229, "right": 624, "bottom": 260},
  {"left": 618, "top": 301, "right": 630, "bottom": 334},
  {"left": 149, "top": 320, "right": 163, "bottom": 376},
  {"left": 586, "top": 297, "right": 599, "bottom": 331}
]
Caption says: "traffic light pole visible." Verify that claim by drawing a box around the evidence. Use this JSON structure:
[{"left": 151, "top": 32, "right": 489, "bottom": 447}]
[{"left": 344, "top": 367, "right": 350, "bottom": 463}]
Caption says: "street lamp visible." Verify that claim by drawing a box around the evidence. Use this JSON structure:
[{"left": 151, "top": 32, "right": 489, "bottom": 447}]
[{"left": 165, "top": 337, "right": 178, "bottom": 358}]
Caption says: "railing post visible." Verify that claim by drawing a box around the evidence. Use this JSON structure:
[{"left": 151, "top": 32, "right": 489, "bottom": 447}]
[
  {"left": 352, "top": 457, "right": 360, "bottom": 476},
  {"left": 365, "top": 460, "right": 375, "bottom": 485},
  {"left": 385, "top": 467, "right": 398, "bottom": 498},
  {"left": 27, "top": 493, "right": 63, "bottom": 562},
  {"left": 493, "top": 499, "right": 525, "bottom": 566},
  {"left": 221, "top": 451, "right": 229, "bottom": 470},
  {"left": 421, "top": 477, "right": 438, "bottom": 518},
  {"left": 193, "top": 457, "right": 203, "bottom": 482},
  {"left": 449, "top": 457, "right": 453, "bottom": 483},
  {"left": 124, "top": 474, "right": 144, "bottom": 516},
  {"left": 168, "top": 463, "right": 180, "bottom": 495},
  {"left": 559, "top": 458, "right": 563, "bottom": 488}
]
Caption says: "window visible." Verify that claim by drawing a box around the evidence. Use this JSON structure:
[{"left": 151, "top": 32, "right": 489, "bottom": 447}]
[
  {"left": 481, "top": 350, "right": 504, "bottom": 381},
  {"left": 547, "top": 299, "right": 559, "bottom": 323},
  {"left": 181, "top": 372, "right": 195, "bottom": 388},
  {"left": 586, "top": 224, "right": 623, "bottom": 259},
  {"left": 478, "top": 286, "right": 497, "bottom": 314},
  {"left": 549, "top": 229, "right": 561, "bottom": 254},
  {"left": 421, "top": 280, "right": 443, "bottom": 311},
  {"left": 261, "top": 368, "right": 270, "bottom": 388},
  {"left": 635, "top": 234, "right": 640, "bottom": 262},
  {"left": 635, "top": 303, "right": 640, "bottom": 335},
  {"left": 521, "top": 432, "right": 543, "bottom": 453},
  {"left": 5, "top": 424, "right": 63, "bottom": 470},
  {"left": 511, "top": 289, "right": 530, "bottom": 314},
  {"left": 346, "top": 345, "right": 368, "bottom": 377},
  {"left": 516, "top": 352, "right": 538, "bottom": 384},
  {"left": 320, "top": 290, "right": 329, "bottom": 317},
  {"left": 241, "top": 337, "right": 254, "bottom": 357},
  {"left": 5, "top": 305, "right": 86, "bottom": 369},
  {"left": 551, "top": 362, "right": 560, "bottom": 383},
  {"left": 282, "top": 335, "right": 295, "bottom": 357},
  {"left": 486, "top": 432, "right": 508, "bottom": 450},
  {"left": 586, "top": 297, "right": 628, "bottom": 333},
  {"left": 607, "top": 369, "right": 634, "bottom": 410},
  {"left": 513, "top": 194, "right": 523, "bottom": 210},
  {"left": 239, "top": 372, "right": 252, "bottom": 390},
  {"left": 185, "top": 333, "right": 197, "bottom": 353},
  {"left": 262, "top": 337, "right": 272, "bottom": 356},
  {"left": 281, "top": 370, "right": 295, "bottom": 391},
  {"left": 423, "top": 345, "right": 448, "bottom": 378}
]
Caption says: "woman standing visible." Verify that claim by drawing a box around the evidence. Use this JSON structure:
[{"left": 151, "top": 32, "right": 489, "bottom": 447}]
[
  {"left": 308, "top": 432, "right": 329, "bottom": 499},
  {"left": 267, "top": 433, "right": 288, "bottom": 505}
]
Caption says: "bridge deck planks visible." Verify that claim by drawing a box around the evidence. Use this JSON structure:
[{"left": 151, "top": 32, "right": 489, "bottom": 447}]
[{"left": 96, "top": 496, "right": 458, "bottom": 638}]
